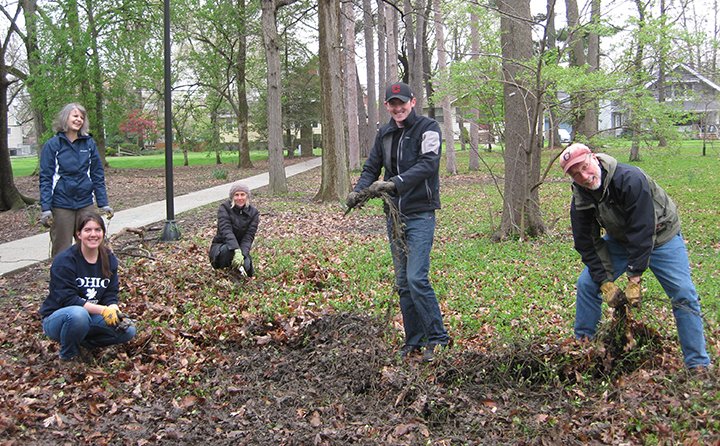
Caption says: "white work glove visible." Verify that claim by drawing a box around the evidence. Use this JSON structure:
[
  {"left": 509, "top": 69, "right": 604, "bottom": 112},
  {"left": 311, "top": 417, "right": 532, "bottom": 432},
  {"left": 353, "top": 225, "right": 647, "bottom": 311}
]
[
  {"left": 100, "top": 206, "right": 114, "bottom": 219},
  {"left": 40, "top": 210, "right": 53, "bottom": 228}
]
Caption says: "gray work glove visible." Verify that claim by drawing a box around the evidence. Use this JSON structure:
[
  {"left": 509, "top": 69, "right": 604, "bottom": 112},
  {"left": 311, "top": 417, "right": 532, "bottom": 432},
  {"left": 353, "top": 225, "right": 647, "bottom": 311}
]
[
  {"left": 40, "top": 210, "right": 53, "bottom": 228},
  {"left": 100, "top": 206, "right": 114, "bottom": 219},
  {"left": 346, "top": 191, "right": 361, "bottom": 209},
  {"left": 368, "top": 180, "right": 396, "bottom": 195}
]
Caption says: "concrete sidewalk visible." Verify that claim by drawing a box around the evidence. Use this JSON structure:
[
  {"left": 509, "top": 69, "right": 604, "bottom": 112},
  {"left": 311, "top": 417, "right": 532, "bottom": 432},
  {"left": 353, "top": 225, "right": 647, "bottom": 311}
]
[{"left": 0, "top": 157, "right": 322, "bottom": 277}]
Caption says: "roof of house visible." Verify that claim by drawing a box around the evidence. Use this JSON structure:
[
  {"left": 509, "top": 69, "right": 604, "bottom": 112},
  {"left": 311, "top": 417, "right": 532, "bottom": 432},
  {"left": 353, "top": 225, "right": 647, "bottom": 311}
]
[{"left": 646, "top": 63, "right": 720, "bottom": 93}]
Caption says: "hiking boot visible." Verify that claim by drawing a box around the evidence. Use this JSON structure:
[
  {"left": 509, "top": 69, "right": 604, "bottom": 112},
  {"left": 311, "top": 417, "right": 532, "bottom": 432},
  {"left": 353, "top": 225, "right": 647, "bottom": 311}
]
[
  {"left": 689, "top": 365, "right": 711, "bottom": 378},
  {"left": 399, "top": 345, "right": 420, "bottom": 359},
  {"left": 422, "top": 343, "right": 446, "bottom": 363}
]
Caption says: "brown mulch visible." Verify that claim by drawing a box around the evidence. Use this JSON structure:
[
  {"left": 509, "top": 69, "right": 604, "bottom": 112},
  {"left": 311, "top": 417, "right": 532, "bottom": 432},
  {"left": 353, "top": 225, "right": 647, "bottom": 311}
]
[{"left": 0, "top": 158, "right": 305, "bottom": 244}]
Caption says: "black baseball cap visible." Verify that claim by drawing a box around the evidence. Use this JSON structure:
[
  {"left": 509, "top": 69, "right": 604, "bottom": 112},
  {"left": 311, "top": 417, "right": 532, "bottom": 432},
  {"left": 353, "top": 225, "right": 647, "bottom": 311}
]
[{"left": 385, "top": 82, "right": 414, "bottom": 102}]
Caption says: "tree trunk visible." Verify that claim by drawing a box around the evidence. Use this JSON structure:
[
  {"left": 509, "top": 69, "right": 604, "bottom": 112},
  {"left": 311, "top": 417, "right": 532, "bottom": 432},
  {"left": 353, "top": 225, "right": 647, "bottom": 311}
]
[
  {"left": 86, "top": 0, "right": 108, "bottom": 167},
  {"left": 457, "top": 115, "right": 467, "bottom": 151},
  {"left": 0, "top": 60, "right": 27, "bottom": 210},
  {"left": 261, "top": 0, "right": 289, "bottom": 194},
  {"left": 386, "top": 4, "right": 398, "bottom": 81},
  {"left": 315, "top": 0, "right": 350, "bottom": 201},
  {"left": 433, "top": 0, "right": 456, "bottom": 175},
  {"left": 468, "top": 10, "right": 480, "bottom": 170},
  {"left": 656, "top": 0, "right": 668, "bottom": 147},
  {"left": 22, "top": 0, "right": 48, "bottom": 145},
  {"left": 343, "top": 0, "right": 360, "bottom": 170},
  {"left": 565, "top": 0, "right": 588, "bottom": 140},
  {"left": 236, "top": 0, "right": 253, "bottom": 168},
  {"left": 376, "top": 0, "right": 387, "bottom": 147},
  {"left": 300, "top": 124, "right": 313, "bottom": 157},
  {"left": 629, "top": 0, "right": 646, "bottom": 162},
  {"left": 546, "top": 0, "right": 561, "bottom": 147},
  {"left": 497, "top": 0, "right": 545, "bottom": 240},
  {"left": 363, "top": 0, "right": 378, "bottom": 157}
]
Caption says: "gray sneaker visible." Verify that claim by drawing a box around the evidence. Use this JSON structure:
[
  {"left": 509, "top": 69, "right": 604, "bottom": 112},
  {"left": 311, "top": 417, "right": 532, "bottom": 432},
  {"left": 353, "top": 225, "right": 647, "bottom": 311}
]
[{"left": 399, "top": 345, "right": 420, "bottom": 359}]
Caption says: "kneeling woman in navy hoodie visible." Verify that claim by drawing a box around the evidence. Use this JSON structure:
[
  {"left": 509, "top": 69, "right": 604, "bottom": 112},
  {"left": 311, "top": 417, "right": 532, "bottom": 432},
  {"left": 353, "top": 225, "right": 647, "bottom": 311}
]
[{"left": 40, "top": 211, "right": 136, "bottom": 361}]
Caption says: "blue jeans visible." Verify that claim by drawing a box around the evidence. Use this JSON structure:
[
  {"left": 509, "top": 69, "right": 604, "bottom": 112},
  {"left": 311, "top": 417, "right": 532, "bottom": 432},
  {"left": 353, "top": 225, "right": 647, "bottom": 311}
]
[
  {"left": 42, "top": 306, "right": 137, "bottom": 360},
  {"left": 387, "top": 211, "right": 449, "bottom": 347},
  {"left": 575, "top": 233, "right": 710, "bottom": 368}
]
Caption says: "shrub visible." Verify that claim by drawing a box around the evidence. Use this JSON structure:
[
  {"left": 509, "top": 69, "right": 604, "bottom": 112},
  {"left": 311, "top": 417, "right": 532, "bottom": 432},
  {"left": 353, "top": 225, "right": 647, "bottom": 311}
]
[{"left": 212, "top": 168, "right": 228, "bottom": 180}]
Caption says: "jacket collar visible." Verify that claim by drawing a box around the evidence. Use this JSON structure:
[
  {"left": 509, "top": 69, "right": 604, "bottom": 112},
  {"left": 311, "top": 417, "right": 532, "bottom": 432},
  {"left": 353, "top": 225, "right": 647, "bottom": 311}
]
[{"left": 386, "top": 108, "right": 418, "bottom": 131}]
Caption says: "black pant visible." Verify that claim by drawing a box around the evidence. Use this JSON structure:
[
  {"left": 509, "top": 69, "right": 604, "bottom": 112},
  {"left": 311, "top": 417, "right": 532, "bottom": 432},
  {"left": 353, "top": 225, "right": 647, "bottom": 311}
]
[{"left": 209, "top": 244, "right": 254, "bottom": 277}]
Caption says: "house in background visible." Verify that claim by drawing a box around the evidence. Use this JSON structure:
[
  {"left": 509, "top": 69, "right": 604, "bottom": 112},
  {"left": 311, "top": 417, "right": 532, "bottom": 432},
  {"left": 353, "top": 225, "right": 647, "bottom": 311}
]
[
  {"left": 600, "top": 63, "right": 720, "bottom": 138},
  {"left": 7, "top": 104, "right": 37, "bottom": 156}
]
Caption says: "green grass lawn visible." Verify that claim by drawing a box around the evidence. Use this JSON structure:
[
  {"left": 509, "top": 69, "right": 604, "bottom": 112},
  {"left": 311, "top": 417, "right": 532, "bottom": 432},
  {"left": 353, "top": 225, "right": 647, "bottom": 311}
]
[{"left": 10, "top": 149, "right": 274, "bottom": 177}]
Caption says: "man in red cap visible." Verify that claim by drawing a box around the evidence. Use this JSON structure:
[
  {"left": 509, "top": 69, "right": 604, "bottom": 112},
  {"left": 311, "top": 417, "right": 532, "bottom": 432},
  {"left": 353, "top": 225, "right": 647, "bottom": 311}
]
[
  {"left": 560, "top": 143, "right": 710, "bottom": 372},
  {"left": 346, "top": 82, "right": 450, "bottom": 362}
]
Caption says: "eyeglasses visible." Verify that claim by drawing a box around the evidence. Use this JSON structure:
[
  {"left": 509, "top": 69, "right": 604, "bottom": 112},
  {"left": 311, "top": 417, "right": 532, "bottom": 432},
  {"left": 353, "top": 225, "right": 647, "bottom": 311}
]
[{"left": 568, "top": 154, "right": 594, "bottom": 180}]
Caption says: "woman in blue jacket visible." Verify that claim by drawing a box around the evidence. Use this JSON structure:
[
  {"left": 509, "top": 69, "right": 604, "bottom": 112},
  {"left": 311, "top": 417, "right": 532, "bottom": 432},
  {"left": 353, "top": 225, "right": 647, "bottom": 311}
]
[
  {"left": 39, "top": 103, "right": 113, "bottom": 258},
  {"left": 40, "top": 211, "right": 135, "bottom": 361}
]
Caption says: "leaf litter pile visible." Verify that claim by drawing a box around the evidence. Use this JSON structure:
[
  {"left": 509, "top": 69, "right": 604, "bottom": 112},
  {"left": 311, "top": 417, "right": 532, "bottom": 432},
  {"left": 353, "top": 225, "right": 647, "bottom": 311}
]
[{"left": 1, "top": 169, "right": 718, "bottom": 445}]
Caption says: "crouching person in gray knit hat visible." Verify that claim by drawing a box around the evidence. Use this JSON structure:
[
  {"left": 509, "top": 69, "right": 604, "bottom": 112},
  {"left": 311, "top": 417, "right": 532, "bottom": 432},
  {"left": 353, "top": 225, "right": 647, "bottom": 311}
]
[{"left": 209, "top": 181, "right": 260, "bottom": 277}]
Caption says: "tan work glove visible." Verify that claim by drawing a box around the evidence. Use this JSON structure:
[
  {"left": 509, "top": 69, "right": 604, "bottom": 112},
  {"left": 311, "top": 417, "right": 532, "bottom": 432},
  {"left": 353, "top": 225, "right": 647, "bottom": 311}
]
[
  {"left": 600, "top": 281, "right": 624, "bottom": 308},
  {"left": 101, "top": 306, "right": 120, "bottom": 326},
  {"left": 625, "top": 281, "right": 642, "bottom": 307}
]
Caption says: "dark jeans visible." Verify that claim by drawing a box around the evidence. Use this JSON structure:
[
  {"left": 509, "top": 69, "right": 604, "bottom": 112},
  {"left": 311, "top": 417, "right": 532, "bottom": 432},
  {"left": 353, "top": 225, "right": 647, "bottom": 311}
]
[{"left": 387, "top": 211, "right": 449, "bottom": 347}]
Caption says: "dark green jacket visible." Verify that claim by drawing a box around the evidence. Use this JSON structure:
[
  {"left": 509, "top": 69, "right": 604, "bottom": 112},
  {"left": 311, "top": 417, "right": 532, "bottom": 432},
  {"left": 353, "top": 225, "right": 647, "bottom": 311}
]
[{"left": 570, "top": 154, "right": 680, "bottom": 284}]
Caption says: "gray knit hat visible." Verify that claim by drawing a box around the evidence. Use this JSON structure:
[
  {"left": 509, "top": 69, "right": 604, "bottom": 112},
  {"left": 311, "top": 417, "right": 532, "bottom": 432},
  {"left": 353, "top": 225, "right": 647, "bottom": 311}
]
[{"left": 229, "top": 181, "right": 251, "bottom": 201}]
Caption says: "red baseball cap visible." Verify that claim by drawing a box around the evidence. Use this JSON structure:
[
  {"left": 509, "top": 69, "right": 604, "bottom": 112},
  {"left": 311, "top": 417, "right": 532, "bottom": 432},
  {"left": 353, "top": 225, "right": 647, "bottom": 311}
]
[{"left": 560, "top": 143, "right": 592, "bottom": 174}]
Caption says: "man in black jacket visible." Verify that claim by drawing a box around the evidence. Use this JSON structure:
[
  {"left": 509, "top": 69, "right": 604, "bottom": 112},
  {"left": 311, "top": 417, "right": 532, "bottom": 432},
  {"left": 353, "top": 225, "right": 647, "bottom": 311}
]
[
  {"left": 560, "top": 143, "right": 710, "bottom": 371},
  {"left": 347, "top": 82, "right": 450, "bottom": 362}
]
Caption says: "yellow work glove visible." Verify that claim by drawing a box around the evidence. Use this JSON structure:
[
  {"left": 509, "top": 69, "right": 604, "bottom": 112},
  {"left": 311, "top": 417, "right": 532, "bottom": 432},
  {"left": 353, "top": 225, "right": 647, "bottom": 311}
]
[
  {"left": 101, "top": 306, "right": 120, "bottom": 326},
  {"left": 600, "top": 281, "right": 624, "bottom": 308},
  {"left": 625, "top": 281, "right": 642, "bottom": 307}
]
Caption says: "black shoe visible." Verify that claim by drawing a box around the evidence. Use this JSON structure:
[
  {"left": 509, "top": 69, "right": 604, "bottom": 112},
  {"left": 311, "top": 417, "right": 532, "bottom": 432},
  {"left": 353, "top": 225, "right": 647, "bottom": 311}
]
[
  {"left": 399, "top": 345, "right": 420, "bottom": 359},
  {"left": 422, "top": 343, "right": 447, "bottom": 363}
]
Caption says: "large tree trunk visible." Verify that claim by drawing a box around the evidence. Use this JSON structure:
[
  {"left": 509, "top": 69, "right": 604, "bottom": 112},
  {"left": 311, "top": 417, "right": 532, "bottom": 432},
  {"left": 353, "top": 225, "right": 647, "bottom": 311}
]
[
  {"left": 315, "top": 0, "right": 350, "bottom": 201},
  {"left": 261, "top": 0, "right": 290, "bottom": 194},
  {"left": 433, "top": 0, "right": 456, "bottom": 175},
  {"left": 497, "top": 0, "right": 545, "bottom": 240},
  {"left": 0, "top": 59, "right": 28, "bottom": 210},
  {"left": 343, "top": 0, "right": 360, "bottom": 170}
]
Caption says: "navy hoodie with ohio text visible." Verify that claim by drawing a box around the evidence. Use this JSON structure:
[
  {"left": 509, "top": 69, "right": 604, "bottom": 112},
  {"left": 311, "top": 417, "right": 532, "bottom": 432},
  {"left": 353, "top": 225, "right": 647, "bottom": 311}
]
[{"left": 39, "top": 244, "right": 119, "bottom": 318}]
